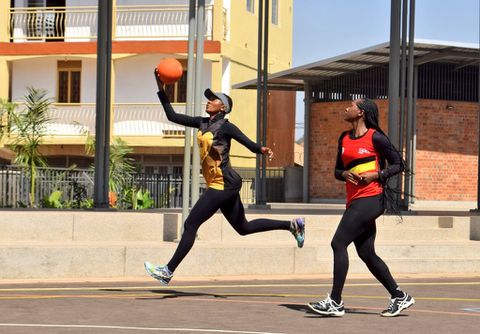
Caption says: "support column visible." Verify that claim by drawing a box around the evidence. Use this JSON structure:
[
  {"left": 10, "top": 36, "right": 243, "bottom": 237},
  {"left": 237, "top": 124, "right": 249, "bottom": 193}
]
[
  {"left": 388, "top": 0, "right": 402, "bottom": 211},
  {"left": 477, "top": 60, "right": 480, "bottom": 210},
  {"left": 388, "top": 0, "right": 401, "bottom": 147},
  {"left": 302, "top": 83, "right": 311, "bottom": 203},
  {"left": 261, "top": 0, "right": 269, "bottom": 204},
  {"left": 404, "top": 0, "right": 415, "bottom": 208},
  {"left": 93, "top": 0, "right": 113, "bottom": 209},
  {"left": 191, "top": 0, "right": 205, "bottom": 205},
  {"left": 255, "top": 0, "right": 265, "bottom": 205},
  {"left": 399, "top": 0, "right": 408, "bottom": 155},
  {"left": 181, "top": 0, "right": 196, "bottom": 223}
]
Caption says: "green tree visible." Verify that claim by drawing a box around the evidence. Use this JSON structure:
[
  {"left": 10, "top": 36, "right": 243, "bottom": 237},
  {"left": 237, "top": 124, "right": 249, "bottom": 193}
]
[{"left": 10, "top": 87, "right": 52, "bottom": 207}]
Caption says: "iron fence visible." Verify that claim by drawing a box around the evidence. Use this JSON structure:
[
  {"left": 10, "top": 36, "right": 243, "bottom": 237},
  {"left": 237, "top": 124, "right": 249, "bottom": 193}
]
[{"left": 0, "top": 165, "right": 284, "bottom": 209}]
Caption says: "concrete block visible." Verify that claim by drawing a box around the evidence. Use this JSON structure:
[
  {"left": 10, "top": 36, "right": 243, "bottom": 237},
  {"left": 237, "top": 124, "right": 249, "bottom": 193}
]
[
  {"left": 125, "top": 243, "right": 178, "bottom": 276},
  {"left": 0, "top": 244, "right": 125, "bottom": 279},
  {"left": 177, "top": 244, "right": 295, "bottom": 276},
  {"left": 0, "top": 211, "right": 74, "bottom": 241},
  {"left": 163, "top": 213, "right": 181, "bottom": 241},
  {"left": 294, "top": 246, "right": 333, "bottom": 274},
  {"left": 438, "top": 216, "right": 453, "bottom": 228},
  {"left": 470, "top": 216, "right": 480, "bottom": 240},
  {"left": 72, "top": 211, "right": 163, "bottom": 242},
  {"left": 451, "top": 217, "right": 471, "bottom": 240},
  {"left": 126, "top": 243, "right": 295, "bottom": 277}
]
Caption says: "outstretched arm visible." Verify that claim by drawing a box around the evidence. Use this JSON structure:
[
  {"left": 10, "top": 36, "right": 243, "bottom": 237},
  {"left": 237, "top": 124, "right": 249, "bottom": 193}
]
[
  {"left": 225, "top": 122, "right": 274, "bottom": 160},
  {"left": 155, "top": 69, "right": 202, "bottom": 128}
]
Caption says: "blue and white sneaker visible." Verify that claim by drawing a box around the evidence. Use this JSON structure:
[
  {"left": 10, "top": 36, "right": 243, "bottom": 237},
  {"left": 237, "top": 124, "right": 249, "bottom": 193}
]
[
  {"left": 144, "top": 261, "right": 173, "bottom": 285},
  {"left": 308, "top": 294, "right": 345, "bottom": 317},
  {"left": 290, "top": 217, "right": 305, "bottom": 248}
]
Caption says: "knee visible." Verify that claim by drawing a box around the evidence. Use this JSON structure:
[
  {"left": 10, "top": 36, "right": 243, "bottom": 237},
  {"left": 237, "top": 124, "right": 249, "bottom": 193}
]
[
  {"left": 236, "top": 225, "right": 249, "bottom": 236},
  {"left": 182, "top": 219, "right": 199, "bottom": 235},
  {"left": 331, "top": 238, "right": 347, "bottom": 253},
  {"left": 357, "top": 249, "right": 377, "bottom": 263}
]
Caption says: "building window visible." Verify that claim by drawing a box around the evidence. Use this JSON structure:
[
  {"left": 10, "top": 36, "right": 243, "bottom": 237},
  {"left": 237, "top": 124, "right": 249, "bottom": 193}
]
[
  {"left": 28, "top": 0, "right": 45, "bottom": 7},
  {"left": 272, "top": 0, "right": 278, "bottom": 25},
  {"left": 246, "top": 0, "right": 254, "bottom": 13},
  {"left": 164, "top": 68, "right": 187, "bottom": 103},
  {"left": 57, "top": 61, "right": 81, "bottom": 103}
]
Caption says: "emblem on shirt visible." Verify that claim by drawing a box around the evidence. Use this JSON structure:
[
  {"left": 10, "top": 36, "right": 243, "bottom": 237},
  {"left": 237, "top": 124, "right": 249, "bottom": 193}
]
[{"left": 358, "top": 148, "right": 371, "bottom": 154}]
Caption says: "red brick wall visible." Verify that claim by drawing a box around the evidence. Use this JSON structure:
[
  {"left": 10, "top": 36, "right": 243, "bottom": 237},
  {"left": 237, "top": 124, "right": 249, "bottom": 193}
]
[
  {"left": 309, "top": 99, "right": 479, "bottom": 201},
  {"left": 266, "top": 90, "right": 296, "bottom": 167},
  {"left": 415, "top": 100, "right": 479, "bottom": 200}
]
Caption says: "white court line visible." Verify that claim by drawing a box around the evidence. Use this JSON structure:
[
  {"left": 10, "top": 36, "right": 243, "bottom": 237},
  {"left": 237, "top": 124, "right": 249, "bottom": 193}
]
[
  {"left": 462, "top": 308, "right": 480, "bottom": 313},
  {"left": 0, "top": 323, "right": 285, "bottom": 334}
]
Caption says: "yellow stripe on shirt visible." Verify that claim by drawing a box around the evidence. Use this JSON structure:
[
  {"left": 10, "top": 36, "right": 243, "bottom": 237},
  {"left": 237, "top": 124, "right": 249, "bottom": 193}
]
[{"left": 349, "top": 160, "right": 376, "bottom": 174}]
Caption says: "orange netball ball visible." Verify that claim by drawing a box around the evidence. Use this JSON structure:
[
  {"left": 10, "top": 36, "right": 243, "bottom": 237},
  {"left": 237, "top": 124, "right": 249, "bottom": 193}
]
[{"left": 156, "top": 58, "right": 183, "bottom": 84}]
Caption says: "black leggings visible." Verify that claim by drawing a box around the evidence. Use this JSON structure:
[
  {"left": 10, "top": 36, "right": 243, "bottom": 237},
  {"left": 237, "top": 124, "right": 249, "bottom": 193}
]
[
  {"left": 167, "top": 187, "right": 290, "bottom": 272},
  {"left": 330, "top": 194, "right": 398, "bottom": 302}
]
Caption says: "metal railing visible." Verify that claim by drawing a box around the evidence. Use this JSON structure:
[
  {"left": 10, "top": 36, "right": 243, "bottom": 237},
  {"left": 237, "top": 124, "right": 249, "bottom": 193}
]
[
  {"left": 6, "top": 103, "right": 189, "bottom": 137},
  {"left": 9, "top": 5, "right": 213, "bottom": 42},
  {"left": 312, "top": 63, "right": 479, "bottom": 103},
  {"left": 0, "top": 166, "right": 284, "bottom": 209}
]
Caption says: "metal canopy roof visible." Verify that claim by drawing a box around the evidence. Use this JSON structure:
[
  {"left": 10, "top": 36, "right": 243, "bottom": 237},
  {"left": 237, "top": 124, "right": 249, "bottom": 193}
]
[{"left": 232, "top": 39, "right": 480, "bottom": 92}]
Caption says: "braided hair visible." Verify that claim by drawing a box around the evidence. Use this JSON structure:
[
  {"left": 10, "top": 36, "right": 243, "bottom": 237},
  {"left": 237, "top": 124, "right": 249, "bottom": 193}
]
[{"left": 355, "top": 98, "right": 410, "bottom": 215}]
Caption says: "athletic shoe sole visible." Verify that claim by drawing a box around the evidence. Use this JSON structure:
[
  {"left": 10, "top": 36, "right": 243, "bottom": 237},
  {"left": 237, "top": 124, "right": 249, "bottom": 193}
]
[{"left": 307, "top": 303, "right": 345, "bottom": 317}]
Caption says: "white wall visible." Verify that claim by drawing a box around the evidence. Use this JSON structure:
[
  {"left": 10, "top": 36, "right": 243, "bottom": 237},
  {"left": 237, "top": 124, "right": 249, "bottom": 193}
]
[
  {"left": 80, "top": 58, "right": 96, "bottom": 103},
  {"left": 12, "top": 58, "right": 56, "bottom": 101},
  {"left": 12, "top": 55, "right": 213, "bottom": 104},
  {"left": 13, "top": 0, "right": 29, "bottom": 7},
  {"left": 66, "top": 0, "right": 97, "bottom": 6},
  {"left": 12, "top": 57, "right": 96, "bottom": 103},
  {"left": 114, "top": 54, "right": 212, "bottom": 104},
  {"left": 221, "top": 57, "right": 231, "bottom": 95}
]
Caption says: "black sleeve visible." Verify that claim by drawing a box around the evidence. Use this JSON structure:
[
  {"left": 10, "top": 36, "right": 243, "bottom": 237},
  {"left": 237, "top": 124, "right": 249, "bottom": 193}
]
[
  {"left": 334, "top": 131, "right": 348, "bottom": 181},
  {"left": 223, "top": 122, "right": 263, "bottom": 154},
  {"left": 157, "top": 91, "right": 202, "bottom": 128},
  {"left": 372, "top": 131, "right": 404, "bottom": 183}
]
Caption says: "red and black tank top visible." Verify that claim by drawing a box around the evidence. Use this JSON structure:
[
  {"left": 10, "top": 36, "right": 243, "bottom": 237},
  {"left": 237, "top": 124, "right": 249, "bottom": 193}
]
[{"left": 341, "top": 128, "right": 383, "bottom": 205}]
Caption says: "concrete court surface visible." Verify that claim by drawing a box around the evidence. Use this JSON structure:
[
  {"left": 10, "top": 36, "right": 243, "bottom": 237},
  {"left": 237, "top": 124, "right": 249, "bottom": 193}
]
[{"left": 0, "top": 275, "right": 478, "bottom": 334}]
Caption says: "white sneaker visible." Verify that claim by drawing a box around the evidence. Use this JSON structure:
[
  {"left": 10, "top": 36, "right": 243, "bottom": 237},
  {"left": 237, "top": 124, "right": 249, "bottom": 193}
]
[{"left": 308, "top": 294, "right": 345, "bottom": 317}]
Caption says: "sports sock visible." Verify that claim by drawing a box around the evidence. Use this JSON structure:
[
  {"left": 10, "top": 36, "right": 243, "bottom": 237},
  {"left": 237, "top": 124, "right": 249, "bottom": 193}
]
[{"left": 390, "top": 287, "right": 404, "bottom": 299}]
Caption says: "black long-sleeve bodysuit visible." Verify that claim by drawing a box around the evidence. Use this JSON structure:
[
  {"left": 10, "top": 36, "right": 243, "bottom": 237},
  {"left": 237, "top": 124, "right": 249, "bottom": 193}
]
[
  {"left": 329, "top": 129, "right": 404, "bottom": 303},
  {"left": 157, "top": 91, "right": 290, "bottom": 272}
]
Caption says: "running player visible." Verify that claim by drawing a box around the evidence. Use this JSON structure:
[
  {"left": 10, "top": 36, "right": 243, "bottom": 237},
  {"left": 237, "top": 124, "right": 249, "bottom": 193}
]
[
  {"left": 144, "top": 69, "right": 305, "bottom": 285},
  {"left": 308, "top": 98, "right": 414, "bottom": 317}
]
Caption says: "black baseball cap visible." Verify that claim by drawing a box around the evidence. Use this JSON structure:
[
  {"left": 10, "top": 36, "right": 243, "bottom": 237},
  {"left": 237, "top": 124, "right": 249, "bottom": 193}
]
[{"left": 204, "top": 88, "right": 233, "bottom": 114}]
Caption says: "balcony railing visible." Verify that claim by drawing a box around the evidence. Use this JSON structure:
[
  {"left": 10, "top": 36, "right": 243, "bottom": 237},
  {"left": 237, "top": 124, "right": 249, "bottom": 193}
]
[
  {"left": 9, "top": 5, "right": 213, "bottom": 42},
  {"left": 46, "top": 103, "right": 190, "bottom": 136}
]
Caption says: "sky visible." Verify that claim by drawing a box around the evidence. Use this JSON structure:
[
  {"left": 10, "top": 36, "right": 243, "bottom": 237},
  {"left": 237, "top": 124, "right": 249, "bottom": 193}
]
[{"left": 292, "top": 0, "right": 480, "bottom": 139}]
